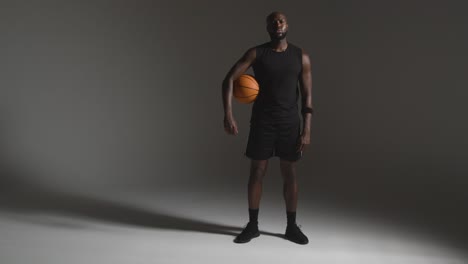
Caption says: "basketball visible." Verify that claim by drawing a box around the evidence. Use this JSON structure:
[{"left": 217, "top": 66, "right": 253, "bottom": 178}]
[{"left": 233, "top": 74, "right": 259, "bottom": 104}]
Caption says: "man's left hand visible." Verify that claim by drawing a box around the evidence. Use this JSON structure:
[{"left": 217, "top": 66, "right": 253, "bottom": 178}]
[{"left": 296, "top": 133, "right": 311, "bottom": 152}]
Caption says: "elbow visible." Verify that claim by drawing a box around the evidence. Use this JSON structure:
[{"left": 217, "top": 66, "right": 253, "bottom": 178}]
[{"left": 222, "top": 76, "right": 233, "bottom": 88}]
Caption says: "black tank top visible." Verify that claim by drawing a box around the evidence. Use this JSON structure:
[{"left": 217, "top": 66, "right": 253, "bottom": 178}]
[{"left": 251, "top": 42, "right": 303, "bottom": 124}]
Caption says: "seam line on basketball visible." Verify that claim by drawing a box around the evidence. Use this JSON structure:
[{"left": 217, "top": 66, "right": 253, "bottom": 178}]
[
  {"left": 235, "top": 85, "right": 259, "bottom": 91},
  {"left": 235, "top": 94, "right": 258, "bottom": 98}
]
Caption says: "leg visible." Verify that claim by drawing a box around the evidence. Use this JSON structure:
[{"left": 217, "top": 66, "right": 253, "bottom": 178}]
[
  {"left": 235, "top": 122, "right": 274, "bottom": 243},
  {"left": 280, "top": 159, "right": 308, "bottom": 245},
  {"left": 245, "top": 123, "right": 274, "bottom": 216},
  {"left": 233, "top": 159, "right": 268, "bottom": 243},
  {"left": 280, "top": 159, "right": 298, "bottom": 212},
  {"left": 248, "top": 159, "right": 269, "bottom": 209},
  {"left": 276, "top": 121, "right": 301, "bottom": 213},
  {"left": 276, "top": 121, "right": 309, "bottom": 244}
]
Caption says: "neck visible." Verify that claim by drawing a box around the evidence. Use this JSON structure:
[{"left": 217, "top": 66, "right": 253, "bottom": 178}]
[{"left": 269, "top": 39, "right": 288, "bottom": 52}]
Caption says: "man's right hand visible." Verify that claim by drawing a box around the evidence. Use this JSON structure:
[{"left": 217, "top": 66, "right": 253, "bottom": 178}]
[{"left": 224, "top": 116, "right": 239, "bottom": 135}]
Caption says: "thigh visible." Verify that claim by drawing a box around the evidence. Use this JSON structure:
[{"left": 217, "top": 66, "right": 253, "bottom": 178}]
[
  {"left": 275, "top": 121, "right": 302, "bottom": 161},
  {"left": 245, "top": 122, "right": 277, "bottom": 160}
]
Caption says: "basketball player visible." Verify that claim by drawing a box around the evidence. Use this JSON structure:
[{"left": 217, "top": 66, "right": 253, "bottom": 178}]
[{"left": 222, "top": 11, "right": 313, "bottom": 244}]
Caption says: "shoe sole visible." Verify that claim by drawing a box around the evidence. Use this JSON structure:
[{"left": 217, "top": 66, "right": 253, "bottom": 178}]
[
  {"left": 284, "top": 234, "right": 309, "bottom": 245},
  {"left": 233, "top": 232, "right": 260, "bottom": 243}
]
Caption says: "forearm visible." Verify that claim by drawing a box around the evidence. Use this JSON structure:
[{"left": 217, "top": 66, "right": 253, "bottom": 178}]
[
  {"left": 302, "top": 112, "right": 312, "bottom": 135},
  {"left": 222, "top": 78, "right": 234, "bottom": 118},
  {"left": 301, "top": 94, "right": 313, "bottom": 135}
]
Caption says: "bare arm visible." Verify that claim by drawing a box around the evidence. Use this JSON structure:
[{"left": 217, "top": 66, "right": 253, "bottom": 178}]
[
  {"left": 221, "top": 48, "right": 256, "bottom": 135},
  {"left": 297, "top": 50, "right": 313, "bottom": 152}
]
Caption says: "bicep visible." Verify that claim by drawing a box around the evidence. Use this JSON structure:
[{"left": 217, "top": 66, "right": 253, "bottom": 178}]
[{"left": 300, "top": 53, "right": 312, "bottom": 91}]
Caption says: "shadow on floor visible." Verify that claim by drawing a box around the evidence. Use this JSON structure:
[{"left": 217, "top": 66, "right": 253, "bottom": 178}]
[
  {"left": 0, "top": 160, "right": 286, "bottom": 243},
  {"left": 0, "top": 188, "right": 249, "bottom": 237},
  {"left": 0, "top": 187, "right": 287, "bottom": 241}
]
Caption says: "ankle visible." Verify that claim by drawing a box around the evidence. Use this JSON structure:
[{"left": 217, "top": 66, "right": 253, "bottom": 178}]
[
  {"left": 248, "top": 220, "right": 258, "bottom": 227},
  {"left": 286, "top": 210, "right": 296, "bottom": 226},
  {"left": 248, "top": 208, "right": 259, "bottom": 224}
]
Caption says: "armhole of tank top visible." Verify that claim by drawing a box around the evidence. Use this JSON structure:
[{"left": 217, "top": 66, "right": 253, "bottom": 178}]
[
  {"left": 253, "top": 45, "right": 263, "bottom": 66},
  {"left": 255, "top": 45, "right": 263, "bottom": 59}
]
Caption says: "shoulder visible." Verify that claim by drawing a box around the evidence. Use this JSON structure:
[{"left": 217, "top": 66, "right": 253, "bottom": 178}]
[
  {"left": 288, "top": 43, "right": 308, "bottom": 61},
  {"left": 240, "top": 46, "right": 257, "bottom": 61},
  {"left": 288, "top": 43, "right": 309, "bottom": 55},
  {"left": 246, "top": 42, "right": 269, "bottom": 60},
  {"left": 287, "top": 43, "right": 309, "bottom": 65},
  {"left": 296, "top": 46, "right": 311, "bottom": 65},
  {"left": 301, "top": 49, "right": 310, "bottom": 59},
  {"left": 286, "top": 42, "right": 303, "bottom": 53},
  {"left": 245, "top": 42, "right": 268, "bottom": 55},
  {"left": 254, "top": 42, "right": 270, "bottom": 53},
  {"left": 288, "top": 43, "right": 311, "bottom": 69}
]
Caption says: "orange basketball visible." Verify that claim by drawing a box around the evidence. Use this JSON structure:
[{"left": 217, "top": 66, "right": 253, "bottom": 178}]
[{"left": 233, "top": 74, "right": 259, "bottom": 104}]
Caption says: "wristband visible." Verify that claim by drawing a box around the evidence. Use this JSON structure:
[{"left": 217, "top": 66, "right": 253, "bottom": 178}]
[{"left": 301, "top": 107, "right": 314, "bottom": 115}]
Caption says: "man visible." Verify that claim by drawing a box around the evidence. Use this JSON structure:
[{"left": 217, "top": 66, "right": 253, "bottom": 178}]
[{"left": 222, "top": 11, "right": 313, "bottom": 245}]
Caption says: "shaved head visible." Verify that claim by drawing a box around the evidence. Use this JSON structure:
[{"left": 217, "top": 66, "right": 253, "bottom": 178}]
[{"left": 266, "top": 11, "right": 287, "bottom": 23}]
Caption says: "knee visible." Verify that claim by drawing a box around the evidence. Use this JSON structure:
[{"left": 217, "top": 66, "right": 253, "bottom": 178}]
[
  {"left": 250, "top": 166, "right": 266, "bottom": 183},
  {"left": 280, "top": 159, "right": 296, "bottom": 167},
  {"left": 283, "top": 177, "right": 297, "bottom": 186},
  {"left": 280, "top": 160, "right": 297, "bottom": 183},
  {"left": 250, "top": 161, "right": 268, "bottom": 183}
]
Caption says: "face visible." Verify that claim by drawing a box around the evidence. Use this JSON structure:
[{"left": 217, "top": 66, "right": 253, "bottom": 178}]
[{"left": 266, "top": 13, "right": 288, "bottom": 40}]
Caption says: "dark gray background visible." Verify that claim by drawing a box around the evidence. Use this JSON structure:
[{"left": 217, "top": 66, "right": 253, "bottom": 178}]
[{"left": 1, "top": 0, "right": 467, "bottom": 251}]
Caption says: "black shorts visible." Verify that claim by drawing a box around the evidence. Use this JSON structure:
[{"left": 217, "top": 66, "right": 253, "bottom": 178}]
[{"left": 245, "top": 121, "right": 302, "bottom": 161}]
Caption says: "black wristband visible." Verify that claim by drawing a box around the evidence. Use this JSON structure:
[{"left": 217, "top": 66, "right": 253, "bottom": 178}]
[{"left": 301, "top": 107, "right": 314, "bottom": 115}]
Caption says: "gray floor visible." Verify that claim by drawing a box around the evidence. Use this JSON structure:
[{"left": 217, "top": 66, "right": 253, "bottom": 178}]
[{"left": 0, "top": 189, "right": 467, "bottom": 264}]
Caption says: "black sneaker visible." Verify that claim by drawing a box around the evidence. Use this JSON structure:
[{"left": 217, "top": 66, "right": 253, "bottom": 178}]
[
  {"left": 234, "top": 222, "right": 260, "bottom": 243},
  {"left": 285, "top": 223, "right": 309, "bottom": 245}
]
